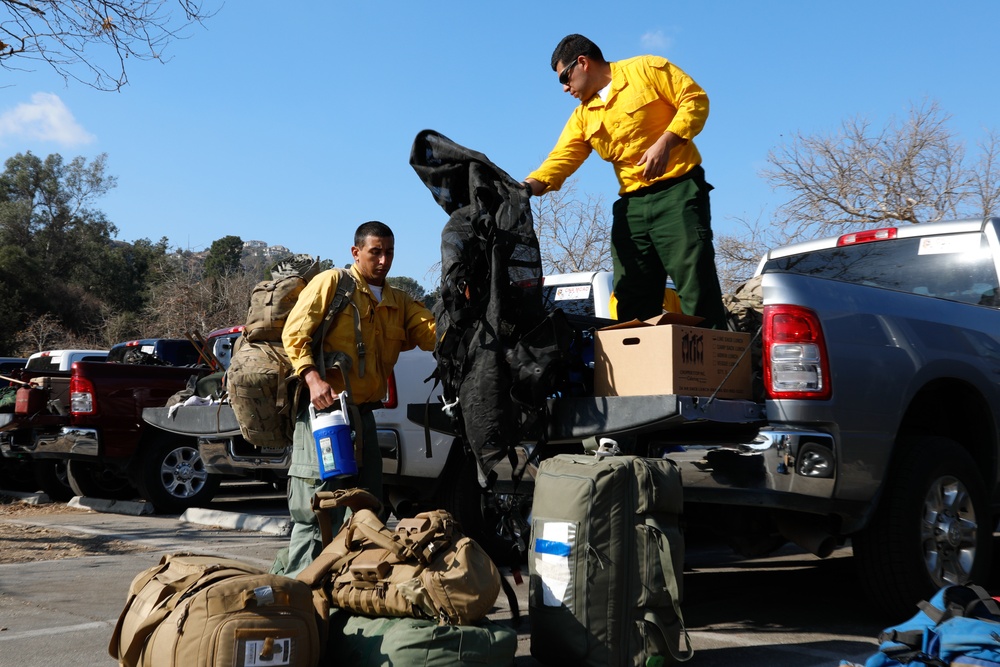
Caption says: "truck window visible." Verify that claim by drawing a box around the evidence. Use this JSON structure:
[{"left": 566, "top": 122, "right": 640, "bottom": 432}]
[
  {"left": 25, "top": 357, "right": 59, "bottom": 372},
  {"left": 107, "top": 340, "right": 203, "bottom": 366},
  {"left": 762, "top": 233, "right": 1000, "bottom": 307},
  {"left": 542, "top": 283, "right": 597, "bottom": 318}
]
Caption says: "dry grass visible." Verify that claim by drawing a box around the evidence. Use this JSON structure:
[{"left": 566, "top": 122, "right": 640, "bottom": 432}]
[{"left": 0, "top": 494, "right": 151, "bottom": 564}]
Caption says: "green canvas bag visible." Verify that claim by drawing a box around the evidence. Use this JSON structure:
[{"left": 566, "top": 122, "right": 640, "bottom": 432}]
[
  {"left": 327, "top": 610, "right": 517, "bottom": 666},
  {"left": 528, "top": 453, "right": 693, "bottom": 666}
]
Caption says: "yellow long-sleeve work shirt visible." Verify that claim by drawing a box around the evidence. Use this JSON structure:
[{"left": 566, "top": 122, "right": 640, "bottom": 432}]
[
  {"left": 282, "top": 264, "right": 436, "bottom": 405},
  {"left": 528, "top": 55, "right": 708, "bottom": 195}
]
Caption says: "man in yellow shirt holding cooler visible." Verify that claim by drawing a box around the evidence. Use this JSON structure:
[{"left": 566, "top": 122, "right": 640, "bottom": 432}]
[
  {"left": 524, "top": 34, "right": 727, "bottom": 329},
  {"left": 274, "top": 221, "right": 436, "bottom": 577}
]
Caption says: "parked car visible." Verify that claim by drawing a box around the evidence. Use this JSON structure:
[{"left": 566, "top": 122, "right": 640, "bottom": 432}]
[{"left": 0, "top": 331, "right": 242, "bottom": 512}]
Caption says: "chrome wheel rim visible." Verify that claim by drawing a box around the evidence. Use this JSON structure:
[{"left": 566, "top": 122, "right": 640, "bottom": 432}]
[{"left": 921, "top": 474, "right": 978, "bottom": 585}]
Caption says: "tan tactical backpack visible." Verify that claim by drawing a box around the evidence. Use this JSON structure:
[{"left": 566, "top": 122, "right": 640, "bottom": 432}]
[
  {"left": 109, "top": 553, "right": 322, "bottom": 667},
  {"left": 226, "top": 256, "right": 358, "bottom": 449},
  {"left": 296, "top": 489, "right": 502, "bottom": 626}
]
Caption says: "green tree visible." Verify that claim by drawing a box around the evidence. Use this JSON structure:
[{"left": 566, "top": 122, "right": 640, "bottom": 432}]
[
  {"left": 422, "top": 287, "right": 440, "bottom": 311},
  {"left": 0, "top": 151, "right": 121, "bottom": 343},
  {"left": 387, "top": 276, "right": 426, "bottom": 301},
  {"left": 203, "top": 235, "right": 243, "bottom": 279}
]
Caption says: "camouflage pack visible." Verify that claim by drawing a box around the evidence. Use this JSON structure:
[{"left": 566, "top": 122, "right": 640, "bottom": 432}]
[{"left": 227, "top": 257, "right": 355, "bottom": 448}]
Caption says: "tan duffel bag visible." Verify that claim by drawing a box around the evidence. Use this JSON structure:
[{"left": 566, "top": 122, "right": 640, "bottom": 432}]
[
  {"left": 296, "top": 488, "right": 501, "bottom": 626},
  {"left": 109, "top": 553, "right": 322, "bottom": 667}
]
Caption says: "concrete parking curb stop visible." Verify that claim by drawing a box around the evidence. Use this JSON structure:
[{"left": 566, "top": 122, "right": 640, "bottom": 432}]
[
  {"left": 0, "top": 489, "right": 52, "bottom": 504},
  {"left": 2, "top": 487, "right": 291, "bottom": 536},
  {"left": 67, "top": 496, "right": 154, "bottom": 516},
  {"left": 180, "top": 506, "right": 292, "bottom": 536}
]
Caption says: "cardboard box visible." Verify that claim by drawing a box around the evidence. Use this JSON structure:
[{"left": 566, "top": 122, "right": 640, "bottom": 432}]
[{"left": 594, "top": 314, "right": 752, "bottom": 399}]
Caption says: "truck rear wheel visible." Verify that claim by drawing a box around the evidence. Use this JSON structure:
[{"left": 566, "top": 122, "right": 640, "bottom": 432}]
[
  {"left": 66, "top": 460, "right": 136, "bottom": 500},
  {"left": 33, "top": 459, "right": 73, "bottom": 501},
  {"left": 0, "top": 457, "right": 39, "bottom": 493},
  {"left": 853, "top": 436, "right": 992, "bottom": 619},
  {"left": 136, "top": 435, "right": 220, "bottom": 514}
]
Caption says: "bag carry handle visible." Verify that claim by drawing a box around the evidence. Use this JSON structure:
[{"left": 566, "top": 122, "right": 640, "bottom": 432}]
[
  {"left": 311, "top": 488, "right": 383, "bottom": 548},
  {"left": 643, "top": 610, "right": 695, "bottom": 663}
]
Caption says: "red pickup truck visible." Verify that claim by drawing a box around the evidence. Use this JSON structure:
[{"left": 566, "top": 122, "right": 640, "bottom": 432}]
[{"left": 0, "top": 328, "right": 243, "bottom": 512}]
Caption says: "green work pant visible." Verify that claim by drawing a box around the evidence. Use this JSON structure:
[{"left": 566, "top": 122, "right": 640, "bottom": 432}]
[
  {"left": 610, "top": 167, "right": 728, "bottom": 329},
  {"left": 271, "top": 407, "right": 380, "bottom": 578}
]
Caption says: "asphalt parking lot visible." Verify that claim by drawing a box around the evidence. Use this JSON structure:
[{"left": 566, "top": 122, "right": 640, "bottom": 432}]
[{"left": 0, "top": 485, "right": 888, "bottom": 667}]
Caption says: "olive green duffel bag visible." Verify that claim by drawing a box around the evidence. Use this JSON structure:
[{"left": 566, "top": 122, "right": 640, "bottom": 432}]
[{"left": 326, "top": 610, "right": 517, "bottom": 666}]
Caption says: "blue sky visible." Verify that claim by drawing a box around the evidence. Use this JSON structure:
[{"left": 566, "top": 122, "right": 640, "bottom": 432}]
[{"left": 2, "top": 1, "right": 999, "bottom": 290}]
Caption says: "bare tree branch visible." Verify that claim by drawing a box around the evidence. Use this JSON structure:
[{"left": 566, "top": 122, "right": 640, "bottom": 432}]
[
  {"left": 763, "top": 100, "right": 971, "bottom": 241},
  {"left": 970, "top": 129, "right": 1000, "bottom": 219},
  {"left": 1, "top": 0, "right": 217, "bottom": 91},
  {"left": 532, "top": 179, "right": 613, "bottom": 274}
]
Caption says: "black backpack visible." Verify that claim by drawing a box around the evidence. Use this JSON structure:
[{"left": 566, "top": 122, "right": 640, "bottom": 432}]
[{"left": 409, "top": 129, "right": 574, "bottom": 480}]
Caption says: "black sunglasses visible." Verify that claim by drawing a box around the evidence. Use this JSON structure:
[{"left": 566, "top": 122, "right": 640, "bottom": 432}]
[{"left": 558, "top": 58, "right": 580, "bottom": 85}]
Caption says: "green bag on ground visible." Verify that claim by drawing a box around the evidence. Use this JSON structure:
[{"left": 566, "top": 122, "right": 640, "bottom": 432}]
[
  {"left": 327, "top": 610, "right": 517, "bottom": 666},
  {"left": 528, "top": 453, "right": 693, "bottom": 666}
]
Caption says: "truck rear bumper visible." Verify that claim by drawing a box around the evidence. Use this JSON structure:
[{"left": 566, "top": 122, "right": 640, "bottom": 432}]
[
  {"left": 671, "top": 427, "right": 837, "bottom": 506},
  {"left": 198, "top": 438, "right": 289, "bottom": 476},
  {"left": 32, "top": 427, "right": 99, "bottom": 459}
]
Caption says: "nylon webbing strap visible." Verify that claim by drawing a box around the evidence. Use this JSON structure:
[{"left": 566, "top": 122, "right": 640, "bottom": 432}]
[{"left": 313, "top": 268, "right": 356, "bottom": 375}]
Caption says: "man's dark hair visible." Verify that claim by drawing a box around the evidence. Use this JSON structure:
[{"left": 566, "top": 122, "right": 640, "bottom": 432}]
[
  {"left": 355, "top": 220, "right": 393, "bottom": 247},
  {"left": 551, "top": 34, "right": 605, "bottom": 71}
]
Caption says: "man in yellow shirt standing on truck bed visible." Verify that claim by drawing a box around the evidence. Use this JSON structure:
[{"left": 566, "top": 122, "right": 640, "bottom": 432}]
[
  {"left": 524, "top": 34, "right": 727, "bottom": 329},
  {"left": 274, "top": 220, "right": 436, "bottom": 577}
]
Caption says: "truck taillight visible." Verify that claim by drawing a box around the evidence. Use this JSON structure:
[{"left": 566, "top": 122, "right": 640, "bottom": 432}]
[
  {"left": 70, "top": 375, "right": 96, "bottom": 414},
  {"left": 763, "top": 305, "right": 831, "bottom": 400},
  {"left": 383, "top": 372, "right": 398, "bottom": 410}
]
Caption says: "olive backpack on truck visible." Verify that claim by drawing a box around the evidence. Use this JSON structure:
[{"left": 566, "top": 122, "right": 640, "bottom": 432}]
[
  {"left": 108, "top": 553, "right": 322, "bottom": 667},
  {"left": 528, "top": 452, "right": 693, "bottom": 666}
]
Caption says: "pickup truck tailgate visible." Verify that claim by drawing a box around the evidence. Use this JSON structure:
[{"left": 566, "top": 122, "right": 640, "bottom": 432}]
[
  {"left": 142, "top": 405, "right": 241, "bottom": 437},
  {"left": 408, "top": 394, "right": 765, "bottom": 443}
]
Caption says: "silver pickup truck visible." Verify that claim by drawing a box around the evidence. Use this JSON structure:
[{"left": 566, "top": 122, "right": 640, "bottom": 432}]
[
  {"left": 669, "top": 217, "right": 1000, "bottom": 617},
  {"left": 413, "top": 217, "right": 1000, "bottom": 618}
]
